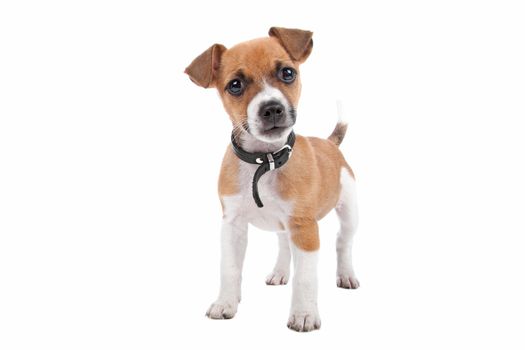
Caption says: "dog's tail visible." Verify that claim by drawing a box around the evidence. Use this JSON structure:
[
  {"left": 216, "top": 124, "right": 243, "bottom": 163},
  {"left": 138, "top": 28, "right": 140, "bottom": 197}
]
[{"left": 328, "top": 100, "right": 348, "bottom": 147}]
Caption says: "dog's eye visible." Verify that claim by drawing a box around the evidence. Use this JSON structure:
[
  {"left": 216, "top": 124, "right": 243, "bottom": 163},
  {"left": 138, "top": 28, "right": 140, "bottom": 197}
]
[
  {"left": 226, "top": 79, "right": 244, "bottom": 96},
  {"left": 278, "top": 67, "right": 296, "bottom": 83}
]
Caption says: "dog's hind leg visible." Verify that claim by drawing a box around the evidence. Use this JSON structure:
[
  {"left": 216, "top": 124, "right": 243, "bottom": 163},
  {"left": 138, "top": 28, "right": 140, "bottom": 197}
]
[
  {"left": 265, "top": 232, "right": 291, "bottom": 285},
  {"left": 335, "top": 167, "right": 360, "bottom": 289}
]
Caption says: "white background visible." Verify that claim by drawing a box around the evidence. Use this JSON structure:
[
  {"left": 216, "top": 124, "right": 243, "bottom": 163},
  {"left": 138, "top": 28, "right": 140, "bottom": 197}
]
[{"left": 1, "top": 0, "right": 524, "bottom": 349}]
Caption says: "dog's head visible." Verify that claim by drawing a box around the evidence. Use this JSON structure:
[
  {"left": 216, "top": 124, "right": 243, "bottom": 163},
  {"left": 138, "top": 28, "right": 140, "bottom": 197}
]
[{"left": 185, "top": 27, "right": 313, "bottom": 142}]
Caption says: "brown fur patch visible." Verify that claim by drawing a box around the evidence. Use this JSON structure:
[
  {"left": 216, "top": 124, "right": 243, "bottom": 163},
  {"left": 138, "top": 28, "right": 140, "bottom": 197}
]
[
  {"left": 218, "top": 146, "right": 239, "bottom": 198},
  {"left": 278, "top": 136, "right": 348, "bottom": 218},
  {"left": 268, "top": 27, "right": 313, "bottom": 63},
  {"left": 289, "top": 216, "right": 319, "bottom": 251},
  {"left": 184, "top": 44, "right": 226, "bottom": 88},
  {"left": 277, "top": 136, "right": 352, "bottom": 251}
]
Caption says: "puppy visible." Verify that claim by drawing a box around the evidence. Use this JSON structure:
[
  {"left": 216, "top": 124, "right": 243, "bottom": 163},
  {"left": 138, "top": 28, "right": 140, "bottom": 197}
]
[{"left": 185, "top": 27, "right": 359, "bottom": 332}]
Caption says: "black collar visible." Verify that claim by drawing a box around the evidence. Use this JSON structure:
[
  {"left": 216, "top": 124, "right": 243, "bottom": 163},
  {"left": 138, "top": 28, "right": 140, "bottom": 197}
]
[{"left": 231, "top": 131, "right": 295, "bottom": 208}]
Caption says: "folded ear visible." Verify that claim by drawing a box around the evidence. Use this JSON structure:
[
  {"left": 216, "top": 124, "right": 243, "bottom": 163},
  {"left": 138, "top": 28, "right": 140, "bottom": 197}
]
[
  {"left": 269, "top": 27, "right": 313, "bottom": 63},
  {"left": 184, "top": 44, "right": 227, "bottom": 88}
]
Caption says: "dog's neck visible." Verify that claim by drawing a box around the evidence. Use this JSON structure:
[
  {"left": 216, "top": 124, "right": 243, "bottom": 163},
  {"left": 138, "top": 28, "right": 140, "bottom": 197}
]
[{"left": 235, "top": 129, "right": 292, "bottom": 154}]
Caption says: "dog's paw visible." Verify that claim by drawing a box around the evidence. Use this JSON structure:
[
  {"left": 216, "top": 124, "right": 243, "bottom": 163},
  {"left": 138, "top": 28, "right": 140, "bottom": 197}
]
[
  {"left": 205, "top": 301, "right": 238, "bottom": 320},
  {"left": 287, "top": 310, "right": 321, "bottom": 332},
  {"left": 265, "top": 269, "right": 289, "bottom": 285},
  {"left": 336, "top": 273, "right": 360, "bottom": 289}
]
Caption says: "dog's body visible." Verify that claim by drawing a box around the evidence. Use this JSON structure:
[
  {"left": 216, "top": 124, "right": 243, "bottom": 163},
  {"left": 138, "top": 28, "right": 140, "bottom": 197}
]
[{"left": 185, "top": 28, "right": 359, "bottom": 332}]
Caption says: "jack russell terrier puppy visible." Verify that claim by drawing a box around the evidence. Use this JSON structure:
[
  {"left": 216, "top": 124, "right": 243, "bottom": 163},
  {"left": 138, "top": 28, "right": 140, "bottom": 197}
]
[{"left": 185, "top": 27, "right": 359, "bottom": 332}]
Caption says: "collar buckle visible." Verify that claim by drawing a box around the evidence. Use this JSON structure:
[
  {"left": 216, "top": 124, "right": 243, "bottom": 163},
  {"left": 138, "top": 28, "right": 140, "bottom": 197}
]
[
  {"left": 267, "top": 153, "right": 275, "bottom": 170},
  {"left": 256, "top": 144, "right": 292, "bottom": 165}
]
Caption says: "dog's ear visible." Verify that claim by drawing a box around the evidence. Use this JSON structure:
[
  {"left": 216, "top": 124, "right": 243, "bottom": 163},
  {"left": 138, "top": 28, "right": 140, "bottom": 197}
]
[
  {"left": 184, "top": 44, "right": 227, "bottom": 88},
  {"left": 269, "top": 27, "right": 313, "bottom": 63}
]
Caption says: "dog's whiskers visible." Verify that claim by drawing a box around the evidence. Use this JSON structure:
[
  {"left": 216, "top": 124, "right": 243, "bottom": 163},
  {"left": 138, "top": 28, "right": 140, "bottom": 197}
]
[{"left": 231, "top": 118, "right": 248, "bottom": 139}]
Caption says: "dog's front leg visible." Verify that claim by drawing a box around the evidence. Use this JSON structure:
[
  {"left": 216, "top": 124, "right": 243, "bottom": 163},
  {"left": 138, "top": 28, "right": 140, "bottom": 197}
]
[
  {"left": 287, "top": 218, "right": 321, "bottom": 332},
  {"left": 206, "top": 217, "right": 247, "bottom": 319}
]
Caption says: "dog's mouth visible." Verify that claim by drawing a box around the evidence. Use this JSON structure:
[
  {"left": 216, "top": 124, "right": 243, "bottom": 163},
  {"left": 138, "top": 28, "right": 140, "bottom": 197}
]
[
  {"left": 267, "top": 125, "right": 283, "bottom": 132},
  {"left": 261, "top": 124, "right": 290, "bottom": 138}
]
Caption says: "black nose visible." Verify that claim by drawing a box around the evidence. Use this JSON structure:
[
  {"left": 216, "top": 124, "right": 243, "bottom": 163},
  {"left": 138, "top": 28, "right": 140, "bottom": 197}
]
[{"left": 259, "top": 101, "right": 285, "bottom": 123}]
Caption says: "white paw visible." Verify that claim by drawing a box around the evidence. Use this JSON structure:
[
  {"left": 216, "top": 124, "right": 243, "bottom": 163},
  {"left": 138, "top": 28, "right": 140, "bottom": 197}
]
[
  {"left": 206, "top": 300, "right": 238, "bottom": 320},
  {"left": 336, "top": 273, "right": 360, "bottom": 289},
  {"left": 287, "top": 309, "right": 321, "bottom": 332},
  {"left": 265, "top": 269, "right": 289, "bottom": 285}
]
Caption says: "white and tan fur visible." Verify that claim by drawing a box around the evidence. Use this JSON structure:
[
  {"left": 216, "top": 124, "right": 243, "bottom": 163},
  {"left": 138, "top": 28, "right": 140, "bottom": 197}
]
[{"left": 185, "top": 27, "right": 359, "bottom": 332}]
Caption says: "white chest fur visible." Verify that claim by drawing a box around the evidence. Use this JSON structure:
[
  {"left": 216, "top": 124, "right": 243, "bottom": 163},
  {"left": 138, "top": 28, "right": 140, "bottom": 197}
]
[{"left": 222, "top": 161, "right": 293, "bottom": 232}]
